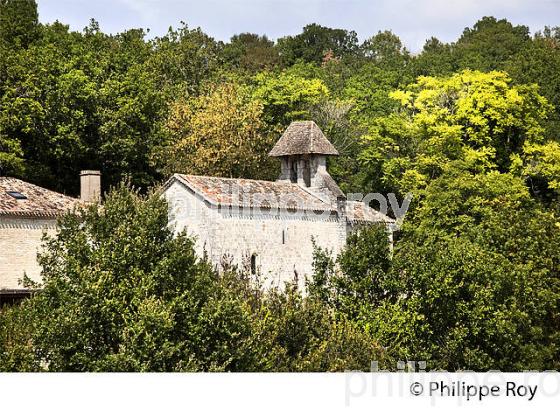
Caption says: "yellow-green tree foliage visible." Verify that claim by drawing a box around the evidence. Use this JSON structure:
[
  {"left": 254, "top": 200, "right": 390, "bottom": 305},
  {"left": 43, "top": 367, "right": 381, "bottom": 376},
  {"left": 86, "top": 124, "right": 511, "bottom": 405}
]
[
  {"left": 511, "top": 141, "right": 560, "bottom": 196},
  {"left": 164, "top": 83, "right": 276, "bottom": 180},
  {"left": 360, "top": 70, "right": 553, "bottom": 194}
]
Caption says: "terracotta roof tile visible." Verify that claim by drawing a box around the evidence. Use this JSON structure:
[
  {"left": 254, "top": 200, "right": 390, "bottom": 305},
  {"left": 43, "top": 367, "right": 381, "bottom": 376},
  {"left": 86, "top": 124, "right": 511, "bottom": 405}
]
[
  {"left": 345, "top": 200, "right": 394, "bottom": 224},
  {"left": 175, "top": 174, "right": 334, "bottom": 212},
  {"left": 0, "top": 177, "right": 81, "bottom": 218},
  {"left": 318, "top": 171, "right": 345, "bottom": 199},
  {"left": 172, "top": 174, "right": 395, "bottom": 226}
]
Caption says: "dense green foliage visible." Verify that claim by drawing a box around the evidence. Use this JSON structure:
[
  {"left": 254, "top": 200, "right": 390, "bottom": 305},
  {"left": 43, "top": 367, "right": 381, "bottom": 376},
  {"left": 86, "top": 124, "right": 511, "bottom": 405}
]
[
  {"left": 1, "top": 1, "right": 560, "bottom": 371},
  {"left": 311, "top": 174, "right": 560, "bottom": 370},
  {"left": 0, "top": 185, "right": 385, "bottom": 371}
]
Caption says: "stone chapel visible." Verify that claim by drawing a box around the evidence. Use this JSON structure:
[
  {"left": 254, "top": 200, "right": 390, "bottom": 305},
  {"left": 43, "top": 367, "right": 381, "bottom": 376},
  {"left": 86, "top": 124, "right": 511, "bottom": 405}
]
[{"left": 163, "top": 121, "right": 396, "bottom": 287}]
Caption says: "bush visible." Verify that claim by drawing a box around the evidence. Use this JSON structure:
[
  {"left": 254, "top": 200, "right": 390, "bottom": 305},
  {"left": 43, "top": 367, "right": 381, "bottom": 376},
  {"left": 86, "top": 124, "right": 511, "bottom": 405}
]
[{"left": 0, "top": 184, "right": 385, "bottom": 371}]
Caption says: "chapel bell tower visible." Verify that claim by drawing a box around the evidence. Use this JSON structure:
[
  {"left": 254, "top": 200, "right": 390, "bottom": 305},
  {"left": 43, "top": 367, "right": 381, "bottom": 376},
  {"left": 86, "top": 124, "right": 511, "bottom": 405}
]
[{"left": 269, "top": 121, "right": 344, "bottom": 201}]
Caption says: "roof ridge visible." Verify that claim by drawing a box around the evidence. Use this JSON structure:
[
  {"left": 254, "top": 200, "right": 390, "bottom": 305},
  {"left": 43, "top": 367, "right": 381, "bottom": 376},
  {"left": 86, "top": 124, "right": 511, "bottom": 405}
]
[
  {"left": 0, "top": 176, "right": 75, "bottom": 197},
  {"left": 309, "top": 121, "right": 317, "bottom": 152},
  {"left": 171, "top": 174, "right": 336, "bottom": 212},
  {"left": 177, "top": 173, "right": 282, "bottom": 185}
]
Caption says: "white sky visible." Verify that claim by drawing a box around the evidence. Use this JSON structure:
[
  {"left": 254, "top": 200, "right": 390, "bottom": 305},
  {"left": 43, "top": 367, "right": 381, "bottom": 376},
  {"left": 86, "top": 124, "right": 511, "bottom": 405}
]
[{"left": 36, "top": 0, "right": 560, "bottom": 51}]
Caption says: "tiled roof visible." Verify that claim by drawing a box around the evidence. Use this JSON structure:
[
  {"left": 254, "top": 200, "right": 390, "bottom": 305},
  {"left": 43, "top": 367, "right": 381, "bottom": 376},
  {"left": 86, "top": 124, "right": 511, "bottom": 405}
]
[
  {"left": 269, "top": 121, "right": 339, "bottom": 157},
  {"left": 346, "top": 201, "right": 394, "bottom": 224},
  {"left": 318, "top": 171, "right": 345, "bottom": 199},
  {"left": 172, "top": 174, "right": 394, "bottom": 225},
  {"left": 0, "top": 177, "right": 81, "bottom": 218},
  {"left": 175, "top": 174, "right": 333, "bottom": 212}
]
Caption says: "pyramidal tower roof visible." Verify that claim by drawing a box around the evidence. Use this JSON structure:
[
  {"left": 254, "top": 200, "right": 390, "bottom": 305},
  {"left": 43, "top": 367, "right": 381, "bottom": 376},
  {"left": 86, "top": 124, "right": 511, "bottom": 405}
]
[{"left": 268, "top": 121, "right": 339, "bottom": 157}]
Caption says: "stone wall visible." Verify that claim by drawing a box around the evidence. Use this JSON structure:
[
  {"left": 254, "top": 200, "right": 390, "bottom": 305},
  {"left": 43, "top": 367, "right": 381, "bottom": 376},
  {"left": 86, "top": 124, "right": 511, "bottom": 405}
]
[
  {"left": 0, "top": 217, "right": 56, "bottom": 290},
  {"left": 164, "top": 180, "right": 347, "bottom": 288},
  {"left": 211, "top": 208, "right": 345, "bottom": 288},
  {"left": 165, "top": 179, "right": 216, "bottom": 258}
]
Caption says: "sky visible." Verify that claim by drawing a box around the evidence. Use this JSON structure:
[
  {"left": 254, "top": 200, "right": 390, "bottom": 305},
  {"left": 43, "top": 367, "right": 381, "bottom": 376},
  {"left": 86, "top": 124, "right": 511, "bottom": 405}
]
[{"left": 36, "top": 0, "right": 560, "bottom": 51}]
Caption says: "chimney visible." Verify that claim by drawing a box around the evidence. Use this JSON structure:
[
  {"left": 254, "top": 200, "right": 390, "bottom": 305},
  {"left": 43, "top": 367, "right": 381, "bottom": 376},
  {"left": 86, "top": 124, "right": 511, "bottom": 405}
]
[{"left": 80, "top": 170, "right": 101, "bottom": 203}]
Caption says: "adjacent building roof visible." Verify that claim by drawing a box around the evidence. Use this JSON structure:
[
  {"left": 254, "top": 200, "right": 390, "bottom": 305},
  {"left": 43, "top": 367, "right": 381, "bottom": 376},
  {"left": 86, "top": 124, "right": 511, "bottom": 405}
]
[
  {"left": 268, "top": 121, "right": 339, "bottom": 157},
  {"left": 0, "top": 177, "right": 81, "bottom": 218},
  {"left": 345, "top": 201, "right": 395, "bottom": 224},
  {"left": 170, "top": 174, "right": 393, "bottom": 224}
]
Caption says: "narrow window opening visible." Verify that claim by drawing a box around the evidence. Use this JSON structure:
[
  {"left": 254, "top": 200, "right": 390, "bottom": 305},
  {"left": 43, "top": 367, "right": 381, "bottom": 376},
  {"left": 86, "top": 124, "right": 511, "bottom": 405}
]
[
  {"left": 250, "top": 254, "right": 257, "bottom": 276},
  {"left": 282, "top": 230, "right": 285, "bottom": 244},
  {"left": 303, "top": 160, "right": 311, "bottom": 187},
  {"left": 290, "top": 160, "right": 298, "bottom": 183}
]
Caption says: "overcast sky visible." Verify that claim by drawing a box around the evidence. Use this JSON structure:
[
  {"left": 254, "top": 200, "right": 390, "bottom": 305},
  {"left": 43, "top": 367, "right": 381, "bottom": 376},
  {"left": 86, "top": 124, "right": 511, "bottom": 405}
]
[{"left": 36, "top": 0, "right": 560, "bottom": 51}]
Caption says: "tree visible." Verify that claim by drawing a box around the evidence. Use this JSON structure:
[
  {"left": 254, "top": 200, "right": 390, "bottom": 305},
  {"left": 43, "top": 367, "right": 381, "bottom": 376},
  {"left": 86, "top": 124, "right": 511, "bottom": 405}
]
[
  {"left": 0, "top": 0, "right": 39, "bottom": 49},
  {"left": 0, "top": 184, "right": 386, "bottom": 371},
  {"left": 277, "top": 24, "right": 359, "bottom": 65},
  {"left": 312, "top": 169, "right": 560, "bottom": 370},
  {"left": 510, "top": 141, "right": 560, "bottom": 204},
  {"left": 410, "top": 167, "right": 560, "bottom": 270},
  {"left": 0, "top": 304, "right": 38, "bottom": 371},
  {"left": 0, "top": 133, "right": 24, "bottom": 175},
  {"left": 381, "top": 169, "right": 560, "bottom": 370},
  {"left": 22, "top": 184, "right": 270, "bottom": 371},
  {"left": 506, "top": 27, "right": 560, "bottom": 138},
  {"left": 309, "top": 224, "right": 393, "bottom": 322},
  {"left": 0, "top": 20, "right": 173, "bottom": 192},
  {"left": 455, "top": 17, "right": 530, "bottom": 71},
  {"left": 343, "top": 63, "right": 408, "bottom": 125},
  {"left": 252, "top": 70, "right": 329, "bottom": 127},
  {"left": 96, "top": 63, "right": 167, "bottom": 189},
  {"left": 382, "top": 231, "right": 559, "bottom": 370},
  {"left": 163, "top": 82, "right": 276, "bottom": 180},
  {"left": 147, "top": 24, "right": 222, "bottom": 96},
  {"left": 263, "top": 283, "right": 387, "bottom": 371},
  {"left": 412, "top": 37, "right": 456, "bottom": 77},
  {"left": 361, "top": 30, "right": 410, "bottom": 69},
  {"left": 0, "top": 26, "right": 100, "bottom": 191},
  {"left": 359, "top": 70, "right": 552, "bottom": 195},
  {"left": 222, "top": 33, "right": 280, "bottom": 72}
]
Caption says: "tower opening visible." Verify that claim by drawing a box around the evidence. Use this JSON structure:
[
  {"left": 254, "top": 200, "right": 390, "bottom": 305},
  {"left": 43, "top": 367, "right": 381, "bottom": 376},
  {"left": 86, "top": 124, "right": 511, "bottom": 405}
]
[
  {"left": 290, "top": 160, "right": 298, "bottom": 183},
  {"left": 303, "top": 160, "right": 311, "bottom": 187}
]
